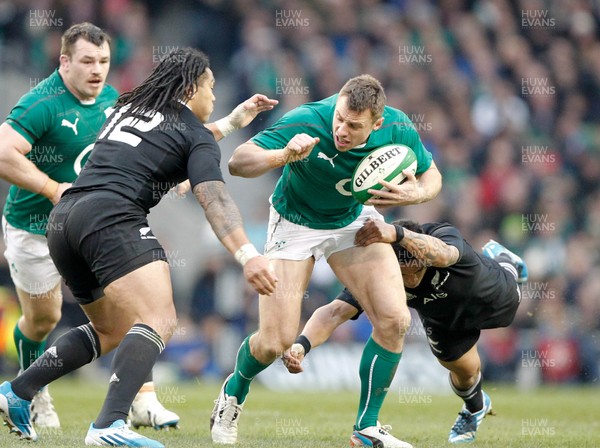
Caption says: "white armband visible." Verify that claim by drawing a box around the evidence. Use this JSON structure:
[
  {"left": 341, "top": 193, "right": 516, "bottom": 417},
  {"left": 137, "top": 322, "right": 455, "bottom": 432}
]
[
  {"left": 234, "top": 244, "right": 260, "bottom": 266},
  {"left": 214, "top": 116, "right": 236, "bottom": 137}
]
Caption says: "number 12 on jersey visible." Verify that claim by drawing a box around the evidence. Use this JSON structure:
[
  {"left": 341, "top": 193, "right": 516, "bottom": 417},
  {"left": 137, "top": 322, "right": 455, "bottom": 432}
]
[{"left": 98, "top": 106, "right": 164, "bottom": 147}]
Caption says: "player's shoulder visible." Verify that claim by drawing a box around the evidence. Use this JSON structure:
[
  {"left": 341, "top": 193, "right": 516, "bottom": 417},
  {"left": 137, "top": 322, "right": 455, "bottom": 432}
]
[
  {"left": 278, "top": 94, "right": 335, "bottom": 126},
  {"left": 176, "top": 106, "right": 217, "bottom": 144},
  {"left": 99, "top": 83, "right": 119, "bottom": 101},
  {"left": 424, "top": 222, "right": 462, "bottom": 239},
  {"left": 382, "top": 104, "right": 413, "bottom": 127},
  {"left": 7, "top": 74, "right": 66, "bottom": 129},
  {"left": 16, "top": 71, "right": 65, "bottom": 107}
]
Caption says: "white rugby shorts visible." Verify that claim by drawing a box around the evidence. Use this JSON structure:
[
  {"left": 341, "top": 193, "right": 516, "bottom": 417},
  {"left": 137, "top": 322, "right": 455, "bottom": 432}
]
[
  {"left": 264, "top": 205, "right": 384, "bottom": 261},
  {"left": 2, "top": 216, "right": 61, "bottom": 294}
]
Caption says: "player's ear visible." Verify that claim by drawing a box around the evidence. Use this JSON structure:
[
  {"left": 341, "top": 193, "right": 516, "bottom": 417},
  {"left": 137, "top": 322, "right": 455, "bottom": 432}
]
[
  {"left": 59, "top": 54, "right": 70, "bottom": 70},
  {"left": 373, "top": 117, "right": 384, "bottom": 131}
]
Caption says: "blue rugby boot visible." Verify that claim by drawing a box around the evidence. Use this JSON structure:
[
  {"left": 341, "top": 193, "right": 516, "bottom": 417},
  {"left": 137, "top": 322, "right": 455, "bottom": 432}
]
[
  {"left": 84, "top": 419, "right": 164, "bottom": 447},
  {"left": 448, "top": 390, "right": 494, "bottom": 443},
  {"left": 0, "top": 381, "right": 37, "bottom": 441},
  {"left": 482, "top": 239, "right": 528, "bottom": 283}
]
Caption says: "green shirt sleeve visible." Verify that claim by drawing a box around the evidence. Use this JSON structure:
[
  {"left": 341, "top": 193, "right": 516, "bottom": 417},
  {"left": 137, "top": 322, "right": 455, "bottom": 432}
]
[
  {"left": 6, "top": 92, "right": 56, "bottom": 145},
  {"left": 251, "top": 105, "right": 322, "bottom": 150}
]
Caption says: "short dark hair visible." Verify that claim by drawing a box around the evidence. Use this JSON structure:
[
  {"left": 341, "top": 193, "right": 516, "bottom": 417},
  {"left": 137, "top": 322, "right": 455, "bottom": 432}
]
[
  {"left": 339, "top": 74, "right": 386, "bottom": 121},
  {"left": 61, "top": 22, "right": 111, "bottom": 57},
  {"left": 391, "top": 219, "right": 425, "bottom": 266}
]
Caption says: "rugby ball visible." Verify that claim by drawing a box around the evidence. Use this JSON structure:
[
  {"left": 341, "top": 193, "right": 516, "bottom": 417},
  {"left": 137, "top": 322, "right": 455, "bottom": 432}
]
[{"left": 351, "top": 144, "right": 417, "bottom": 204}]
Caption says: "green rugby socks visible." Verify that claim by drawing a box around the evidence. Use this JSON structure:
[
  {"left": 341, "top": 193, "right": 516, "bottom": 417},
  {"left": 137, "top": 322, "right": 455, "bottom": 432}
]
[
  {"left": 225, "top": 335, "right": 269, "bottom": 404},
  {"left": 355, "top": 336, "right": 402, "bottom": 430},
  {"left": 14, "top": 324, "right": 46, "bottom": 371}
]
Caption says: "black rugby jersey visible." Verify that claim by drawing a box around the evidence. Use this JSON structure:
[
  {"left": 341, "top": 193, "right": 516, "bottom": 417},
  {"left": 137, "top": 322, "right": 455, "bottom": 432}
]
[
  {"left": 67, "top": 103, "right": 223, "bottom": 211},
  {"left": 405, "top": 223, "right": 517, "bottom": 330}
]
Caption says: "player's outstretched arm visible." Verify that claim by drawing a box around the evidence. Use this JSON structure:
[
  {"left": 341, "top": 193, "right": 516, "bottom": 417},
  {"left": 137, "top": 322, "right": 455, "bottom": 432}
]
[
  {"left": 355, "top": 219, "right": 459, "bottom": 267},
  {"left": 399, "top": 226, "right": 459, "bottom": 267},
  {"left": 206, "top": 94, "right": 278, "bottom": 141},
  {"left": 193, "top": 180, "right": 277, "bottom": 295},
  {"left": 229, "top": 134, "right": 320, "bottom": 178},
  {"left": 365, "top": 160, "right": 442, "bottom": 207},
  {"left": 283, "top": 299, "right": 358, "bottom": 374},
  {"left": 0, "top": 123, "right": 70, "bottom": 204}
]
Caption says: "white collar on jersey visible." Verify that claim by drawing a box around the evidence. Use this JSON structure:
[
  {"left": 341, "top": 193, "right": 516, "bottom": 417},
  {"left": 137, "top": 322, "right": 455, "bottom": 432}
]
[{"left": 178, "top": 99, "right": 192, "bottom": 110}]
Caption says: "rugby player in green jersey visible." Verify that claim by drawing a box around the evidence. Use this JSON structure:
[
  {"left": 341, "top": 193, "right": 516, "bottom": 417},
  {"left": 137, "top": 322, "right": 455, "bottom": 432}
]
[
  {"left": 211, "top": 75, "right": 442, "bottom": 448},
  {"left": 0, "top": 23, "right": 178, "bottom": 431}
]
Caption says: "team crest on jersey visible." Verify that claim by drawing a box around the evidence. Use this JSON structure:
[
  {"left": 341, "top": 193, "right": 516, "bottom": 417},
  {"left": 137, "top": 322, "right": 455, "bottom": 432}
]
[{"left": 431, "top": 270, "right": 449, "bottom": 290}]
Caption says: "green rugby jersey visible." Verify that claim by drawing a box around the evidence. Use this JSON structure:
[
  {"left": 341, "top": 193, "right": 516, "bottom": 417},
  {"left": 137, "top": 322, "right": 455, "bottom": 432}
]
[
  {"left": 252, "top": 94, "right": 433, "bottom": 229},
  {"left": 3, "top": 70, "right": 118, "bottom": 234}
]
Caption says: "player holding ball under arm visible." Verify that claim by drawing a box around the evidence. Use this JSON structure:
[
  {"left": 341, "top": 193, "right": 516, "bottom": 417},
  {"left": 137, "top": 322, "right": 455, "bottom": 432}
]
[
  {"left": 285, "top": 219, "right": 528, "bottom": 444},
  {"left": 210, "top": 74, "right": 441, "bottom": 448}
]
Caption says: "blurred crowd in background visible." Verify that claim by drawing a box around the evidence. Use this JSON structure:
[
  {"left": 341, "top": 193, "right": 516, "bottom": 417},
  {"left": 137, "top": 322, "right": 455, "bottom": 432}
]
[{"left": 0, "top": 0, "right": 599, "bottom": 385}]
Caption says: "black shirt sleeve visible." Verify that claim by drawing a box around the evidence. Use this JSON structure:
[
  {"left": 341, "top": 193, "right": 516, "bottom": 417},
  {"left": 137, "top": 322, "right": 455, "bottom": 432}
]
[
  {"left": 187, "top": 139, "right": 224, "bottom": 189},
  {"left": 425, "top": 222, "right": 465, "bottom": 263}
]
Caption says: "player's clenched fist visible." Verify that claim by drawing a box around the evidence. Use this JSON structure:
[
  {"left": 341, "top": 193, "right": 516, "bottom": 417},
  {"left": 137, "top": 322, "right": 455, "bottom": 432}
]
[
  {"left": 282, "top": 343, "right": 306, "bottom": 374},
  {"left": 284, "top": 133, "right": 320, "bottom": 162},
  {"left": 243, "top": 255, "right": 278, "bottom": 295}
]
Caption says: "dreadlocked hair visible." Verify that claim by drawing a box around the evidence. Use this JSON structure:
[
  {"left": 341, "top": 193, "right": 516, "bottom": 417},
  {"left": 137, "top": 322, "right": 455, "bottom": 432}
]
[{"left": 116, "top": 47, "right": 210, "bottom": 115}]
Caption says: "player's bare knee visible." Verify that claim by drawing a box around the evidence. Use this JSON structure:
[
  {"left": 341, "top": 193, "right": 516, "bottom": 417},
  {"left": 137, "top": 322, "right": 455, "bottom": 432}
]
[
  {"left": 374, "top": 311, "right": 411, "bottom": 339},
  {"left": 255, "top": 335, "right": 294, "bottom": 362},
  {"left": 398, "top": 311, "right": 412, "bottom": 337},
  {"left": 90, "top": 325, "right": 122, "bottom": 353},
  {"left": 142, "top": 302, "right": 177, "bottom": 342},
  {"left": 27, "top": 308, "right": 61, "bottom": 337}
]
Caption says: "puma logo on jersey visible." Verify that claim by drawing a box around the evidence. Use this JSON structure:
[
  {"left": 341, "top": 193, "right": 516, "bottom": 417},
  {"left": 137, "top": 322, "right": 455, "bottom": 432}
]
[
  {"left": 61, "top": 117, "right": 79, "bottom": 135},
  {"left": 317, "top": 152, "right": 338, "bottom": 168}
]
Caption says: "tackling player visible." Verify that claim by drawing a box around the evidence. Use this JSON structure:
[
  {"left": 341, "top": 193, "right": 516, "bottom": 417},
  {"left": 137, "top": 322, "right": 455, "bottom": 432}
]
[
  {"left": 211, "top": 75, "right": 442, "bottom": 448},
  {"left": 0, "top": 22, "right": 180, "bottom": 431},
  {"left": 284, "top": 219, "right": 528, "bottom": 444},
  {"left": 0, "top": 47, "right": 278, "bottom": 447}
]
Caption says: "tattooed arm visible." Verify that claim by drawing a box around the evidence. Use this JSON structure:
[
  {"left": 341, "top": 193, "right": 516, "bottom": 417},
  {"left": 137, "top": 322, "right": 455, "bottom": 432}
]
[
  {"left": 193, "top": 181, "right": 277, "bottom": 294},
  {"left": 193, "top": 180, "right": 244, "bottom": 244},
  {"left": 399, "top": 228, "right": 459, "bottom": 268},
  {"left": 354, "top": 219, "right": 459, "bottom": 268}
]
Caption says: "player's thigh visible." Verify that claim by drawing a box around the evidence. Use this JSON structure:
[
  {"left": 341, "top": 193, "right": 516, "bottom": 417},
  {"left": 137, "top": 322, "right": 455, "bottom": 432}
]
[
  {"left": 2, "top": 217, "right": 62, "bottom": 298},
  {"left": 50, "top": 193, "right": 175, "bottom": 344},
  {"left": 328, "top": 242, "right": 408, "bottom": 322},
  {"left": 83, "top": 260, "right": 175, "bottom": 350},
  {"left": 425, "top": 322, "right": 481, "bottom": 372},
  {"left": 256, "top": 257, "right": 314, "bottom": 345},
  {"left": 15, "top": 283, "right": 62, "bottom": 323}
]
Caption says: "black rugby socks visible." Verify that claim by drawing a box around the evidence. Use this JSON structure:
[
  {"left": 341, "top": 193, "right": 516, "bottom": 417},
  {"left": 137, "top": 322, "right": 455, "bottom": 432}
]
[
  {"left": 12, "top": 323, "right": 100, "bottom": 401},
  {"left": 94, "top": 324, "right": 165, "bottom": 428},
  {"left": 449, "top": 371, "right": 484, "bottom": 413}
]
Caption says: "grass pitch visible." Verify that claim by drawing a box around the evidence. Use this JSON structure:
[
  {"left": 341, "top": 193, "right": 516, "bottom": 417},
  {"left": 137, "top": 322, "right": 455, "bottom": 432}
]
[{"left": 0, "top": 377, "right": 598, "bottom": 447}]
